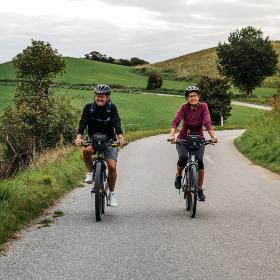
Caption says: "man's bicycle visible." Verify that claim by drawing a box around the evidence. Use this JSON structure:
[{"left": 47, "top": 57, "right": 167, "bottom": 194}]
[
  {"left": 169, "top": 135, "right": 213, "bottom": 218},
  {"left": 83, "top": 133, "right": 120, "bottom": 222}
]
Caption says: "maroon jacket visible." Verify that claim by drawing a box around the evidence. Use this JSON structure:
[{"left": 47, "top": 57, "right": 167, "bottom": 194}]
[{"left": 171, "top": 102, "right": 213, "bottom": 139}]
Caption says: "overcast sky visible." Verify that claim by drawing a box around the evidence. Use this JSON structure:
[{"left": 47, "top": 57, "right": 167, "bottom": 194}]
[{"left": 1, "top": 0, "right": 280, "bottom": 63}]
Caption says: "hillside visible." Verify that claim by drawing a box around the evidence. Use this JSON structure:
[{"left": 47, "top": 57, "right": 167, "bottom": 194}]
[
  {"left": 0, "top": 57, "right": 186, "bottom": 90},
  {"left": 142, "top": 41, "right": 280, "bottom": 86}
]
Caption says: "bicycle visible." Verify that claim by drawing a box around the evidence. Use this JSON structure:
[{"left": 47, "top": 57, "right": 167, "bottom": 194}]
[
  {"left": 169, "top": 135, "right": 213, "bottom": 218},
  {"left": 83, "top": 133, "right": 121, "bottom": 222}
]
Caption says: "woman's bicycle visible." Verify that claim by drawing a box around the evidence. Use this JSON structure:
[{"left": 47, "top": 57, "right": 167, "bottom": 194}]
[
  {"left": 169, "top": 135, "right": 213, "bottom": 218},
  {"left": 83, "top": 133, "right": 120, "bottom": 222}
]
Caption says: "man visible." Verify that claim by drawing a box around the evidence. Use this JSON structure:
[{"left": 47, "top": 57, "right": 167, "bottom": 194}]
[{"left": 75, "top": 84, "right": 126, "bottom": 207}]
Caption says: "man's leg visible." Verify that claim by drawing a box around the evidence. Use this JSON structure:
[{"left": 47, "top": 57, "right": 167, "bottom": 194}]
[
  {"left": 83, "top": 145, "right": 94, "bottom": 171},
  {"left": 106, "top": 159, "right": 118, "bottom": 207},
  {"left": 106, "top": 159, "right": 117, "bottom": 192},
  {"left": 83, "top": 145, "right": 94, "bottom": 183}
]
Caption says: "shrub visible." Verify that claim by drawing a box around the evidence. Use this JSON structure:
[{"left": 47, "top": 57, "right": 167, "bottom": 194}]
[{"left": 146, "top": 73, "right": 163, "bottom": 90}]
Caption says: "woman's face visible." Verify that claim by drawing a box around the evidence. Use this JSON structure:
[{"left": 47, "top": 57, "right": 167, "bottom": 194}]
[
  {"left": 187, "top": 92, "right": 199, "bottom": 106},
  {"left": 95, "top": 94, "right": 109, "bottom": 106}
]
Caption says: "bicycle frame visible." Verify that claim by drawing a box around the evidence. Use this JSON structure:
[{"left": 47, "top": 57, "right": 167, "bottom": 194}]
[{"left": 182, "top": 150, "right": 198, "bottom": 193}]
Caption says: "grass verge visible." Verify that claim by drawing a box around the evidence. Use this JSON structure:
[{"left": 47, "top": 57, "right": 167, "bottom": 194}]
[{"left": 235, "top": 111, "right": 280, "bottom": 174}]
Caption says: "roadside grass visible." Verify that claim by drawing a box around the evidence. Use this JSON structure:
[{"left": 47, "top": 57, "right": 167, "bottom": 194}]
[
  {"left": 53, "top": 210, "right": 64, "bottom": 218},
  {"left": 235, "top": 111, "right": 280, "bottom": 174}
]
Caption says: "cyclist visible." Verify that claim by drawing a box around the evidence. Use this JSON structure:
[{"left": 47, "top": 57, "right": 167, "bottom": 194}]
[
  {"left": 75, "top": 84, "right": 126, "bottom": 207},
  {"left": 169, "top": 86, "right": 218, "bottom": 201}
]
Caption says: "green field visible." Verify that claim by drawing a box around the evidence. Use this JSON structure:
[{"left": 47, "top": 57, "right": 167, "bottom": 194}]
[
  {"left": 0, "top": 57, "right": 186, "bottom": 90},
  {"left": 224, "top": 105, "right": 266, "bottom": 127},
  {"left": 0, "top": 85, "right": 14, "bottom": 111},
  {"left": 0, "top": 85, "right": 266, "bottom": 130}
]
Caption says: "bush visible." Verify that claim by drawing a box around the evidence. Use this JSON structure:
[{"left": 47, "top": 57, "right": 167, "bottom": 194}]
[
  {"left": 146, "top": 73, "right": 163, "bottom": 90},
  {"left": 197, "top": 76, "right": 232, "bottom": 125},
  {"left": 0, "top": 40, "right": 77, "bottom": 176}
]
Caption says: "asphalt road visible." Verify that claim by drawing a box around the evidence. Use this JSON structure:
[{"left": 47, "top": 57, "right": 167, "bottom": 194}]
[{"left": 1, "top": 130, "right": 280, "bottom": 280}]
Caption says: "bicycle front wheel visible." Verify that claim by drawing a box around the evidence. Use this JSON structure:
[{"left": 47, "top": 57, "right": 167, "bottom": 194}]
[
  {"left": 94, "top": 162, "right": 105, "bottom": 221},
  {"left": 188, "top": 165, "right": 198, "bottom": 218}
]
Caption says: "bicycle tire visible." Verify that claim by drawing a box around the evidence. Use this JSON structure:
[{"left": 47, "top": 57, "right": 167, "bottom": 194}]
[
  {"left": 189, "top": 164, "right": 198, "bottom": 218},
  {"left": 101, "top": 190, "right": 105, "bottom": 214},
  {"left": 94, "top": 162, "right": 104, "bottom": 221}
]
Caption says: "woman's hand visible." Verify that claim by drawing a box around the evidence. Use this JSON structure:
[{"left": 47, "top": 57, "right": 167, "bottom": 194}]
[
  {"left": 169, "top": 134, "right": 177, "bottom": 144},
  {"left": 211, "top": 136, "right": 218, "bottom": 143}
]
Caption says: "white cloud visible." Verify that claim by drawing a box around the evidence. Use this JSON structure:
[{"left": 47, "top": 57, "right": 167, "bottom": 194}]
[{"left": 0, "top": 0, "right": 280, "bottom": 63}]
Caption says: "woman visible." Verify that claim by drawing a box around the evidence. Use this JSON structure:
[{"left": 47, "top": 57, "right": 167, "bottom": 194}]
[{"left": 169, "top": 85, "right": 218, "bottom": 201}]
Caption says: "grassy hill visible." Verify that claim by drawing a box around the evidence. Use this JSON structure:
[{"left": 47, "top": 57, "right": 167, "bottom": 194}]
[
  {"left": 140, "top": 41, "right": 280, "bottom": 87},
  {"left": 0, "top": 57, "right": 186, "bottom": 90}
]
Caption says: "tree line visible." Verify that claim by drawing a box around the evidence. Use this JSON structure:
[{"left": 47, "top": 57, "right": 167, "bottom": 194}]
[{"left": 85, "top": 50, "right": 149, "bottom": 66}]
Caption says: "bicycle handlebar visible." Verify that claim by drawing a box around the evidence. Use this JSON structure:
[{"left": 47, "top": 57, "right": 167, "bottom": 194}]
[
  {"left": 79, "top": 139, "right": 127, "bottom": 147},
  {"left": 167, "top": 138, "right": 214, "bottom": 145}
]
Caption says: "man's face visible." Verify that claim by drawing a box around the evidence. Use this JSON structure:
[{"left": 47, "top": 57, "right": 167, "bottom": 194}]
[{"left": 95, "top": 94, "right": 109, "bottom": 106}]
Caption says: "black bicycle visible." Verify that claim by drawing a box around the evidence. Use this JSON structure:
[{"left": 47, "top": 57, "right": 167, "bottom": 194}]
[
  {"left": 83, "top": 133, "right": 120, "bottom": 222},
  {"left": 170, "top": 135, "right": 213, "bottom": 218}
]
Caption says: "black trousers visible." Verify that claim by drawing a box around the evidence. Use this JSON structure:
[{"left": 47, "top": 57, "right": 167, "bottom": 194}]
[{"left": 176, "top": 143, "right": 205, "bottom": 170}]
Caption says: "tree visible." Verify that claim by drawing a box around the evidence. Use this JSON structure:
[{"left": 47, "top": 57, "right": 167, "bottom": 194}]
[
  {"left": 0, "top": 40, "right": 76, "bottom": 175},
  {"left": 196, "top": 76, "right": 232, "bottom": 125},
  {"left": 130, "top": 57, "right": 149, "bottom": 66},
  {"left": 216, "top": 26, "right": 278, "bottom": 96},
  {"left": 146, "top": 73, "right": 163, "bottom": 90},
  {"left": 13, "top": 40, "right": 66, "bottom": 95}
]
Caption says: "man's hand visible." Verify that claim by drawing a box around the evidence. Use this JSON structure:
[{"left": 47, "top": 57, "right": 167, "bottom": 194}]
[
  {"left": 75, "top": 138, "right": 83, "bottom": 147},
  {"left": 117, "top": 135, "right": 127, "bottom": 147}
]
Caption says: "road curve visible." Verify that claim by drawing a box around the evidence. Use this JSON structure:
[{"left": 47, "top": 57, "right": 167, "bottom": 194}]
[
  {"left": 1, "top": 130, "right": 280, "bottom": 280},
  {"left": 231, "top": 100, "right": 272, "bottom": 111}
]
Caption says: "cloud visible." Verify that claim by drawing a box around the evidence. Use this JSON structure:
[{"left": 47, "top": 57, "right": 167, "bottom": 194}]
[{"left": 0, "top": 0, "right": 280, "bottom": 63}]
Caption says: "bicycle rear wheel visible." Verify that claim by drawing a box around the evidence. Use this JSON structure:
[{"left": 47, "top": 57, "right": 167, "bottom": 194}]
[
  {"left": 94, "top": 162, "right": 105, "bottom": 221},
  {"left": 188, "top": 165, "right": 198, "bottom": 218}
]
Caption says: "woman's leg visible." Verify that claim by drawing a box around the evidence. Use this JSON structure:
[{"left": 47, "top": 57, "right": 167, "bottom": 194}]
[{"left": 176, "top": 143, "right": 188, "bottom": 176}]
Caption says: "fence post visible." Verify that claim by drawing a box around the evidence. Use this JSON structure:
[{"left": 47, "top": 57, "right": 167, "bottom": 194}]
[
  {"left": 124, "top": 121, "right": 127, "bottom": 133},
  {"left": 220, "top": 116, "right": 224, "bottom": 127}
]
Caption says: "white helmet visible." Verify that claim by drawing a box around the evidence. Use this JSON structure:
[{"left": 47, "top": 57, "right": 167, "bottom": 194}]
[{"left": 185, "top": 85, "right": 200, "bottom": 96}]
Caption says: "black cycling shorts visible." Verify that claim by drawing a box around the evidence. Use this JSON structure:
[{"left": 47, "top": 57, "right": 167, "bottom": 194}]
[{"left": 176, "top": 142, "right": 205, "bottom": 170}]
